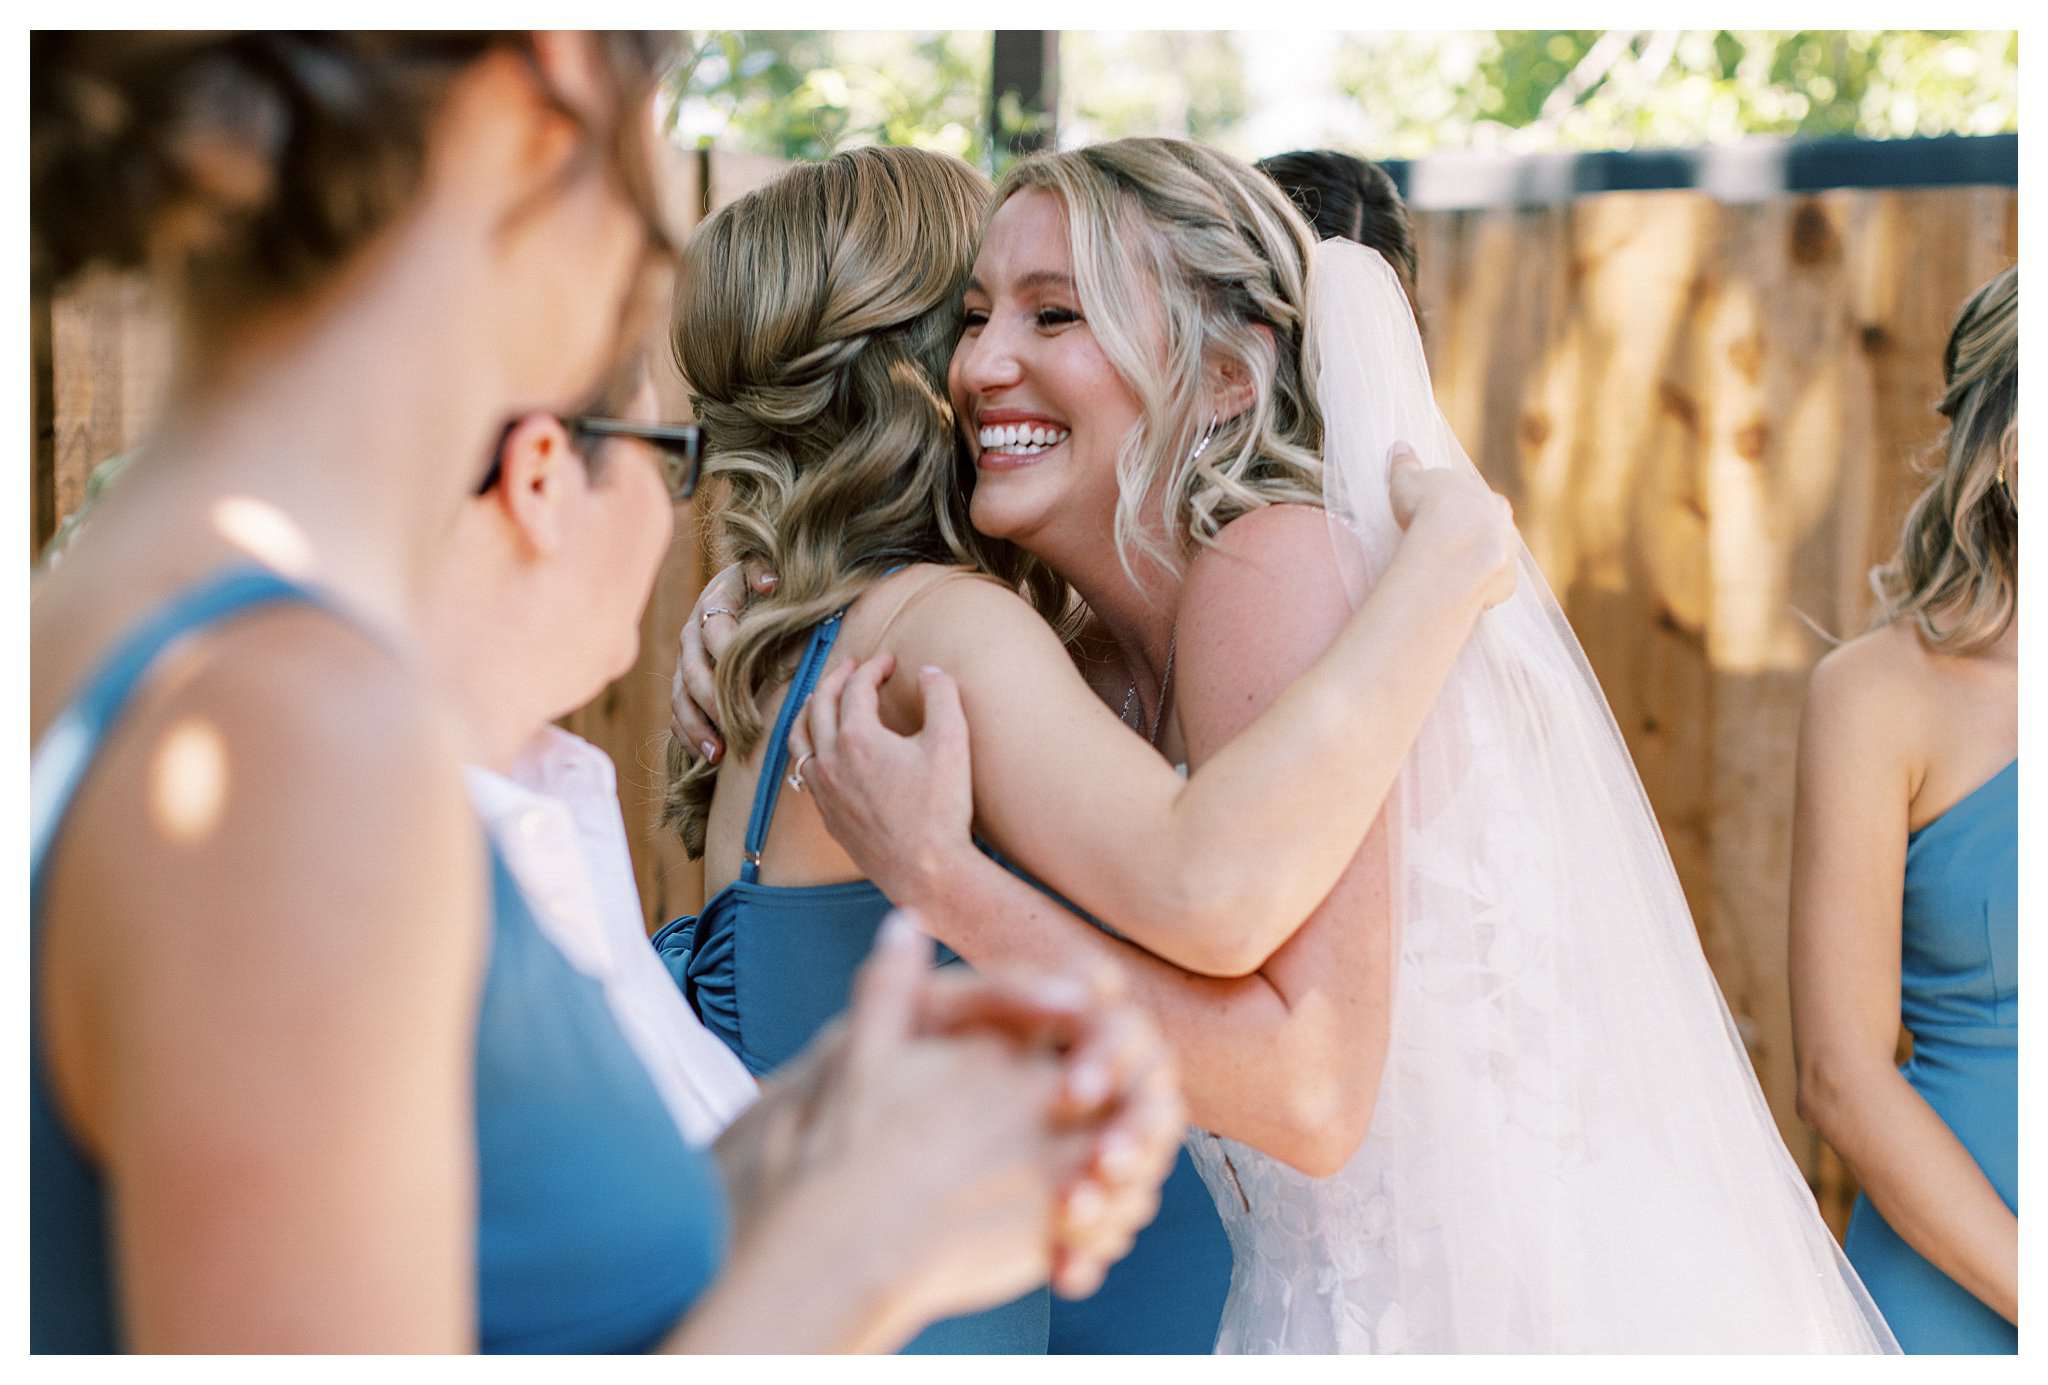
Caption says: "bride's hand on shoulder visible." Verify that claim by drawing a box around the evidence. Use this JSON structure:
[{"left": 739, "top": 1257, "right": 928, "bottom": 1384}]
[
  {"left": 790, "top": 653, "right": 978, "bottom": 901},
  {"left": 1387, "top": 442, "right": 1519, "bottom": 609}
]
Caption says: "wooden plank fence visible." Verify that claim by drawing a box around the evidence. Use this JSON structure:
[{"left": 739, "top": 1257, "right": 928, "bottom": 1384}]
[
  {"left": 30, "top": 153, "right": 2016, "bottom": 1238},
  {"left": 1419, "top": 186, "right": 2017, "bottom": 1230}
]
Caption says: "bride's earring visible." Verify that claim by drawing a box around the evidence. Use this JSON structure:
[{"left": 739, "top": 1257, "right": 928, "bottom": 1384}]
[{"left": 1187, "top": 415, "right": 1221, "bottom": 466}]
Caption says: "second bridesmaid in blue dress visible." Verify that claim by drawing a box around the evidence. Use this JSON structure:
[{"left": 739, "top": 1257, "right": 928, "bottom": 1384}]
[{"left": 1791, "top": 264, "right": 2019, "bottom": 1353}]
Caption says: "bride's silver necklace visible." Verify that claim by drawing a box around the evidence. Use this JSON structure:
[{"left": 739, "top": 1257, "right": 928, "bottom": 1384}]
[{"left": 1118, "top": 631, "right": 1178, "bottom": 748}]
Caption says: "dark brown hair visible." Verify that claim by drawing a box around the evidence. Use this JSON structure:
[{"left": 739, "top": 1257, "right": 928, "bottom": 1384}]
[
  {"left": 1255, "top": 148, "right": 1419, "bottom": 308},
  {"left": 31, "top": 31, "right": 675, "bottom": 318}
]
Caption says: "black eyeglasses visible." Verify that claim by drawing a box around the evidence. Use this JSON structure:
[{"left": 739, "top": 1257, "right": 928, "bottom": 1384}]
[{"left": 477, "top": 415, "right": 703, "bottom": 501}]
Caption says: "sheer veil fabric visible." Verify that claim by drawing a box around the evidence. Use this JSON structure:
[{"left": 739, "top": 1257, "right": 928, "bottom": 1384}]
[{"left": 1182, "top": 240, "right": 1898, "bottom": 1353}]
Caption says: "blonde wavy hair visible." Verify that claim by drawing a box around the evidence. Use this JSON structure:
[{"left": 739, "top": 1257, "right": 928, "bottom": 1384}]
[
  {"left": 663, "top": 145, "right": 1070, "bottom": 857},
  {"left": 1870, "top": 265, "right": 2018, "bottom": 653},
  {"left": 994, "top": 138, "right": 1326, "bottom": 580}
]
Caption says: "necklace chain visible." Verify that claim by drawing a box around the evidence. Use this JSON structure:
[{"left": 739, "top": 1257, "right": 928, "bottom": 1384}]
[{"left": 1118, "top": 631, "right": 1178, "bottom": 748}]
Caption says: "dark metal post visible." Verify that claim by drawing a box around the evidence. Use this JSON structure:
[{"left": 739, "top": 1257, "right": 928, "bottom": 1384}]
[{"left": 990, "top": 30, "right": 1058, "bottom": 164}]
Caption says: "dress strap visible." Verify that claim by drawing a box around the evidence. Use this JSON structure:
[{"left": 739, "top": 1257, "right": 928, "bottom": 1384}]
[
  {"left": 738, "top": 610, "right": 847, "bottom": 884},
  {"left": 31, "top": 567, "right": 334, "bottom": 905}
]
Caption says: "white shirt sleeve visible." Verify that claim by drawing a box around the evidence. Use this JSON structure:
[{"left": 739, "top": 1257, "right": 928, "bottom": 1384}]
[{"left": 470, "top": 728, "right": 758, "bottom": 1145}]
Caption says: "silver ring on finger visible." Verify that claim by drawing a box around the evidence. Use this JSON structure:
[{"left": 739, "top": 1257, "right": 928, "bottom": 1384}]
[
  {"left": 787, "top": 750, "right": 816, "bottom": 794},
  {"left": 700, "top": 606, "right": 739, "bottom": 630}
]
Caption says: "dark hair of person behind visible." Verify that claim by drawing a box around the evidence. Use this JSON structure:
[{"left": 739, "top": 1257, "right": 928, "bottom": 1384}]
[
  {"left": 30, "top": 31, "right": 675, "bottom": 320},
  {"left": 1255, "top": 148, "right": 1419, "bottom": 305}
]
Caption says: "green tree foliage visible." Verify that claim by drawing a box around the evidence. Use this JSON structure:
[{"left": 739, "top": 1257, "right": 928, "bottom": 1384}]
[
  {"left": 669, "top": 31, "right": 992, "bottom": 165},
  {"left": 667, "top": 30, "right": 2018, "bottom": 169},
  {"left": 1328, "top": 30, "right": 2019, "bottom": 157}
]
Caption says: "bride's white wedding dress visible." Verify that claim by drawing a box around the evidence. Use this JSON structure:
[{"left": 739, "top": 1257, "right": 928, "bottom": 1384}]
[{"left": 1184, "top": 241, "right": 1896, "bottom": 1353}]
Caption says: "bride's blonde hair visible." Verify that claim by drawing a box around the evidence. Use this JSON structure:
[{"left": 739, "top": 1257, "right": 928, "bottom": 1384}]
[
  {"left": 993, "top": 138, "right": 1325, "bottom": 580},
  {"left": 1870, "top": 265, "right": 2017, "bottom": 653},
  {"left": 663, "top": 145, "right": 1069, "bottom": 857}
]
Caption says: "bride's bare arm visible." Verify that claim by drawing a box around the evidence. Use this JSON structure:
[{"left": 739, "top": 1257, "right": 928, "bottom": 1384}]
[
  {"left": 1170, "top": 502, "right": 1396, "bottom": 1164},
  {"left": 835, "top": 472, "right": 1504, "bottom": 978}
]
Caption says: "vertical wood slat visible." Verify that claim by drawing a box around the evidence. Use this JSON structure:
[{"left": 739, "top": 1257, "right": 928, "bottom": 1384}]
[
  {"left": 39, "top": 272, "right": 172, "bottom": 563},
  {"left": 31, "top": 295, "right": 56, "bottom": 555},
  {"left": 28, "top": 173, "right": 2017, "bottom": 1233}
]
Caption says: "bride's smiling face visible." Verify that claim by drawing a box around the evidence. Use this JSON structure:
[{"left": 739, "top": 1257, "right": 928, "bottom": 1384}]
[{"left": 950, "top": 188, "right": 1144, "bottom": 555}]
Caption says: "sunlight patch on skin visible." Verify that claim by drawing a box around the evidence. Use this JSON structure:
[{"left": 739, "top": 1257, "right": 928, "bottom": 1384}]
[
  {"left": 211, "top": 496, "right": 317, "bottom": 577},
  {"left": 149, "top": 719, "right": 230, "bottom": 844}
]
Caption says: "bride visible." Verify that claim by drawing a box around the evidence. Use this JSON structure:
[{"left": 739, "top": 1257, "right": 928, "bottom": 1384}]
[{"left": 675, "top": 138, "right": 1894, "bottom": 1351}]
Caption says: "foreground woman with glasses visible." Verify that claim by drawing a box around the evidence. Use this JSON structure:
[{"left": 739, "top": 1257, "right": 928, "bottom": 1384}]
[{"left": 29, "top": 31, "right": 1176, "bottom": 1352}]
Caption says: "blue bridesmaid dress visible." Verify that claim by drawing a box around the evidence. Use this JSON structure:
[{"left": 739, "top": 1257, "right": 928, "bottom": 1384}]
[
  {"left": 32, "top": 569, "right": 728, "bottom": 1353},
  {"left": 1843, "top": 758, "right": 2017, "bottom": 1354},
  {"left": 657, "top": 608, "right": 1231, "bottom": 1353}
]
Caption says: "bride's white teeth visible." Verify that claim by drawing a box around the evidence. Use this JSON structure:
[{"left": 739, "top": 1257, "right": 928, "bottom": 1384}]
[{"left": 976, "top": 423, "right": 1071, "bottom": 454}]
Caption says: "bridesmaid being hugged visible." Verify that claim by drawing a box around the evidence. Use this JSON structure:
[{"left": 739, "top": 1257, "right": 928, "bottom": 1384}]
[{"left": 1790, "top": 265, "right": 2019, "bottom": 1352}]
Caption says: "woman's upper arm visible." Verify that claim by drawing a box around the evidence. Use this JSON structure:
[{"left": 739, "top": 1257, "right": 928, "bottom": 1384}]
[
  {"left": 68, "top": 635, "right": 486, "bottom": 1349},
  {"left": 1175, "top": 507, "right": 1396, "bottom": 1141},
  {"left": 1788, "top": 637, "right": 1919, "bottom": 1083},
  {"left": 1175, "top": 506, "right": 1356, "bottom": 760}
]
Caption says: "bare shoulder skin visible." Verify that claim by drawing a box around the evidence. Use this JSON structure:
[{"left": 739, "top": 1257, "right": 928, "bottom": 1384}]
[{"left": 1788, "top": 616, "right": 2018, "bottom": 1326}]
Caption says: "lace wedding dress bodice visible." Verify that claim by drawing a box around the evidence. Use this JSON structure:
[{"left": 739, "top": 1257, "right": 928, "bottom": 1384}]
[
  {"left": 1187, "top": 1131, "right": 1399, "bottom": 1353},
  {"left": 1186, "top": 849, "right": 1893, "bottom": 1353},
  {"left": 1184, "top": 859, "right": 1597, "bottom": 1355}
]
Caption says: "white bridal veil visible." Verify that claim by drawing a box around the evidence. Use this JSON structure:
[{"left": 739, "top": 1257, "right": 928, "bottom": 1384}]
[{"left": 1194, "top": 239, "right": 1897, "bottom": 1352}]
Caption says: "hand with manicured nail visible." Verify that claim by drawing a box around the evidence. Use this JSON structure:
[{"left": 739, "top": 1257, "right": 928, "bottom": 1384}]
[
  {"left": 1386, "top": 440, "right": 1519, "bottom": 609},
  {"left": 671, "top": 559, "right": 781, "bottom": 759},
  {"left": 794, "top": 652, "right": 977, "bottom": 907},
  {"left": 898, "top": 946, "right": 1184, "bottom": 1303},
  {"left": 738, "top": 909, "right": 1183, "bottom": 1347}
]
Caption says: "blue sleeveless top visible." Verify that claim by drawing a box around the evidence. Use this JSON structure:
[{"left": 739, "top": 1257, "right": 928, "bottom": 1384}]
[
  {"left": 31, "top": 569, "right": 728, "bottom": 1353},
  {"left": 1845, "top": 758, "right": 2017, "bottom": 1354},
  {"left": 654, "top": 608, "right": 1231, "bottom": 1353}
]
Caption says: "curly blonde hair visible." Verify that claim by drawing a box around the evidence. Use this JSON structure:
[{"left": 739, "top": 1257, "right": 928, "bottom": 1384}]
[
  {"left": 1870, "top": 265, "right": 2018, "bottom": 653},
  {"left": 993, "top": 138, "right": 1326, "bottom": 582},
  {"left": 663, "top": 145, "right": 1070, "bottom": 857}
]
